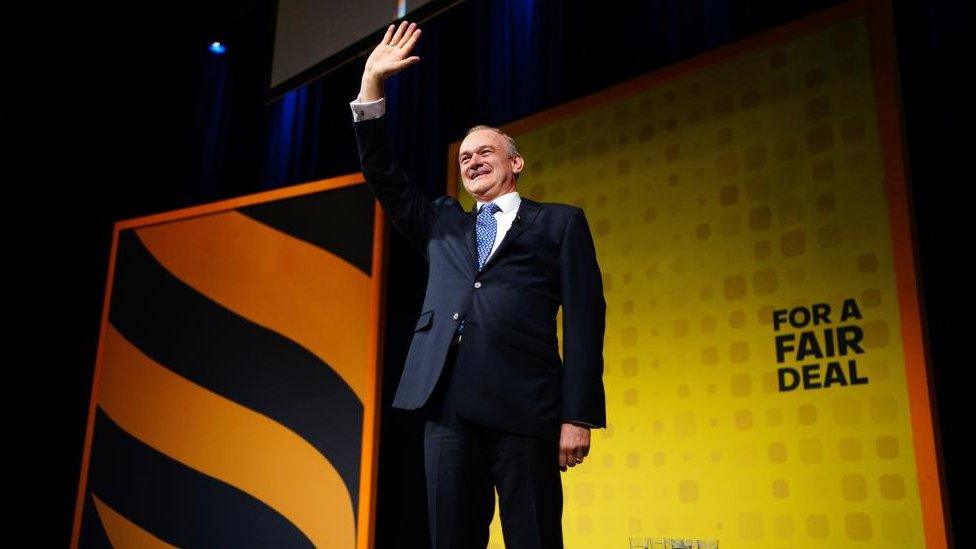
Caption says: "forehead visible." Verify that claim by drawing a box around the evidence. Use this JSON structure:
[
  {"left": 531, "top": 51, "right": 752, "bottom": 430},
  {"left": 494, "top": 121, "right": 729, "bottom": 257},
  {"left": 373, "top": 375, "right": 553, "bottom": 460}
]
[{"left": 459, "top": 130, "right": 505, "bottom": 156}]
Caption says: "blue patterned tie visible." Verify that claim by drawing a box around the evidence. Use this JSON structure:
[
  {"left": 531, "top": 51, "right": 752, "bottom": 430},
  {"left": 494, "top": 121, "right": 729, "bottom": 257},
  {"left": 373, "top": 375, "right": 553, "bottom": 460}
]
[
  {"left": 456, "top": 202, "right": 500, "bottom": 341},
  {"left": 476, "top": 202, "right": 500, "bottom": 270}
]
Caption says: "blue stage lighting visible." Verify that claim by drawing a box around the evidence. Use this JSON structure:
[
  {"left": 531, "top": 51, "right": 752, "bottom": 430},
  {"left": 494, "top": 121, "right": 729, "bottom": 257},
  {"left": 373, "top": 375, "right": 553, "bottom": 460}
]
[{"left": 209, "top": 42, "right": 226, "bottom": 54}]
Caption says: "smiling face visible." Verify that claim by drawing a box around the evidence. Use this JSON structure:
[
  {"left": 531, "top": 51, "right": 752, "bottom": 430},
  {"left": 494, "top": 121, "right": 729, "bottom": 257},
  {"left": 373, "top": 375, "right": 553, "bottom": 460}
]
[{"left": 458, "top": 128, "right": 524, "bottom": 203}]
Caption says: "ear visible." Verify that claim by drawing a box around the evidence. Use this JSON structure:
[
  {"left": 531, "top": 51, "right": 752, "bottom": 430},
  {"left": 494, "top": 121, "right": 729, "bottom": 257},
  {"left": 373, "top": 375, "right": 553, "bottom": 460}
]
[{"left": 511, "top": 153, "right": 524, "bottom": 177}]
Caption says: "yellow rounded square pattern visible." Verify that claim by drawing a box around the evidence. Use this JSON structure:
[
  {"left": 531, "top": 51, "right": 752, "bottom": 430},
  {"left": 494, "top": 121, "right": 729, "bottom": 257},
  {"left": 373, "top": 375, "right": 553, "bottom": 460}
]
[{"left": 470, "top": 12, "right": 930, "bottom": 549}]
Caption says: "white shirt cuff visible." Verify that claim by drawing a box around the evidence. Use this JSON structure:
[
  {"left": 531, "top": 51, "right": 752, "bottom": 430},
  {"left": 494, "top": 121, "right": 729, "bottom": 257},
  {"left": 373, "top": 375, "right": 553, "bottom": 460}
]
[{"left": 350, "top": 96, "right": 386, "bottom": 122}]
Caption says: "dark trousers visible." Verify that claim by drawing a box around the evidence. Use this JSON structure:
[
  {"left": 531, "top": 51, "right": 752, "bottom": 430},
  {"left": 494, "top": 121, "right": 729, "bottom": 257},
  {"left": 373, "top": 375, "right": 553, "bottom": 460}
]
[{"left": 421, "top": 341, "right": 564, "bottom": 549}]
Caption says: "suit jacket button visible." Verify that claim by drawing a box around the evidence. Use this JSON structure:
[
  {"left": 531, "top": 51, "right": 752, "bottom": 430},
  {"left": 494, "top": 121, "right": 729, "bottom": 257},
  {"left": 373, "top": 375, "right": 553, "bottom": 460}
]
[
  {"left": 474, "top": 281, "right": 482, "bottom": 288},
  {"left": 452, "top": 312, "right": 460, "bottom": 320}
]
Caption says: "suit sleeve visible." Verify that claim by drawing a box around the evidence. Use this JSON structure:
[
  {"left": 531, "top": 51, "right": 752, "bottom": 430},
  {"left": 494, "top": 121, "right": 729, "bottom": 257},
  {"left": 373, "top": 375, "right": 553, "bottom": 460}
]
[
  {"left": 352, "top": 113, "right": 436, "bottom": 260},
  {"left": 559, "top": 208, "right": 607, "bottom": 428}
]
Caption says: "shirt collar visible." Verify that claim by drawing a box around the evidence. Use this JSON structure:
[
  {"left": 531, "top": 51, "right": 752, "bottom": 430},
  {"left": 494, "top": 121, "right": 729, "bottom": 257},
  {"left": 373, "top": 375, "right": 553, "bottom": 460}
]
[{"left": 477, "top": 190, "right": 521, "bottom": 214}]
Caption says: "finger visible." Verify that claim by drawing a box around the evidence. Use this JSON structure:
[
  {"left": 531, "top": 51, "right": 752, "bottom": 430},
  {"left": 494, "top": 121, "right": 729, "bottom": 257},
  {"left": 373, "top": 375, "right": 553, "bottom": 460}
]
[
  {"left": 394, "top": 56, "right": 420, "bottom": 70},
  {"left": 392, "top": 21, "right": 412, "bottom": 47},
  {"left": 390, "top": 20, "right": 409, "bottom": 45},
  {"left": 560, "top": 447, "right": 571, "bottom": 468},
  {"left": 380, "top": 24, "right": 394, "bottom": 45},
  {"left": 402, "top": 27, "right": 421, "bottom": 52},
  {"left": 397, "top": 22, "right": 417, "bottom": 48}
]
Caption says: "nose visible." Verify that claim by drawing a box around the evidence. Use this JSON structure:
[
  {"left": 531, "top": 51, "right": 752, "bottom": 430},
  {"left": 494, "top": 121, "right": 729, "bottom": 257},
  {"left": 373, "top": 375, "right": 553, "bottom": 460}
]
[{"left": 468, "top": 155, "right": 484, "bottom": 173}]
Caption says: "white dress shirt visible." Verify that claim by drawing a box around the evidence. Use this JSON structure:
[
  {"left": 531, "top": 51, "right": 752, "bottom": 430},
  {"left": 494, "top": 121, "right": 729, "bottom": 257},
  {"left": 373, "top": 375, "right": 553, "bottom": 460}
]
[
  {"left": 350, "top": 95, "right": 386, "bottom": 121},
  {"left": 475, "top": 190, "right": 521, "bottom": 264}
]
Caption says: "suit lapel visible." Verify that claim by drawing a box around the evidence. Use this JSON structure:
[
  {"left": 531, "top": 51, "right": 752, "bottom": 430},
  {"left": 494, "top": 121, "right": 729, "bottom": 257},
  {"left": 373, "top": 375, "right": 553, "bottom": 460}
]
[
  {"left": 465, "top": 201, "right": 479, "bottom": 272},
  {"left": 479, "top": 198, "right": 539, "bottom": 273}
]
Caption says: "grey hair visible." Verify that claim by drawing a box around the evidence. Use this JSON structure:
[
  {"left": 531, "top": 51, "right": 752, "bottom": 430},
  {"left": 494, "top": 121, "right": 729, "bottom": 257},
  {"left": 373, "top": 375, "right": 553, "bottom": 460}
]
[{"left": 464, "top": 124, "right": 521, "bottom": 179}]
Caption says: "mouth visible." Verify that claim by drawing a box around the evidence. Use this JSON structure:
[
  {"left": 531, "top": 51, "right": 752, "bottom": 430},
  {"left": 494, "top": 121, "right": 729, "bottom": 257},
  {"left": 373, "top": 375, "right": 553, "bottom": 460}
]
[{"left": 471, "top": 171, "right": 489, "bottom": 181}]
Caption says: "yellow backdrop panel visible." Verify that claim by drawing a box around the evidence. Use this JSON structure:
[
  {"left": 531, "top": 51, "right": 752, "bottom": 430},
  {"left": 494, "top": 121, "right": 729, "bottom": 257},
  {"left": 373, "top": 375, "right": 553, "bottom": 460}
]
[{"left": 452, "top": 4, "right": 943, "bottom": 547}]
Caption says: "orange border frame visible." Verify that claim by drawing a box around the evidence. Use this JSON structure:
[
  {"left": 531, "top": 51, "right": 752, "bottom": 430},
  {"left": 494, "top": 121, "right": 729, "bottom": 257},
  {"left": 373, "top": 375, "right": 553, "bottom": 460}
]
[
  {"left": 446, "top": 1, "right": 948, "bottom": 546},
  {"left": 69, "top": 173, "right": 388, "bottom": 549}
]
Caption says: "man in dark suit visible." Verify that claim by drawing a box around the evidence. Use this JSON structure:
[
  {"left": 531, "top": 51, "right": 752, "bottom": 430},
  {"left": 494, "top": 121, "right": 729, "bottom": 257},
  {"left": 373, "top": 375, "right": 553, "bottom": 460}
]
[{"left": 350, "top": 21, "right": 606, "bottom": 549}]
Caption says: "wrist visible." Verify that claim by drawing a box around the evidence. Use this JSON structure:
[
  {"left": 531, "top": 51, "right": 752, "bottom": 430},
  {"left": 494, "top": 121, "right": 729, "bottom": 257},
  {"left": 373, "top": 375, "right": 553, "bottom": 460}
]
[{"left": 359, "top": 73, "right": 385, "bottom": 102}]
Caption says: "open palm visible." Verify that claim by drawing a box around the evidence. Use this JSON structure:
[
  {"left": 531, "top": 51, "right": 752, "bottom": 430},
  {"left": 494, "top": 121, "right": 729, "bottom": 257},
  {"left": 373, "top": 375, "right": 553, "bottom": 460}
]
[{"left": 364, "top": 21, "right": 422, "bottom": 82}]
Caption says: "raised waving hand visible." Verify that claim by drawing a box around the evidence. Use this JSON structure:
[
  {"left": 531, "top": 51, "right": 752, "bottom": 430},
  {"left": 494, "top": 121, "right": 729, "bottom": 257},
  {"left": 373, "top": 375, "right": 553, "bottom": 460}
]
[{"left": 359, "top": 21, "right": 422, "bottom": 101}]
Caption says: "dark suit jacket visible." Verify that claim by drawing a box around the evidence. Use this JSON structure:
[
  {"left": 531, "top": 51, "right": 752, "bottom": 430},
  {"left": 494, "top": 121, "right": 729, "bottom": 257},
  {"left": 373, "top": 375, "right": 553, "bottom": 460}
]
[{"left": 354, "top": 115, "right": 606, "bottom": 440}]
